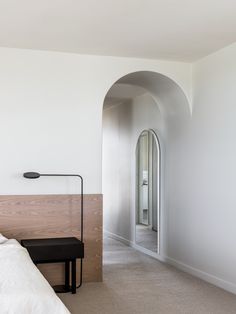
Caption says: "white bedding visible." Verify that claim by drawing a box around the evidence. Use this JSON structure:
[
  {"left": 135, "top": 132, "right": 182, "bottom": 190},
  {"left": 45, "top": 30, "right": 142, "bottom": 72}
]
[{"left": 0, "top": 234, "right": 71, "bottom": 314}]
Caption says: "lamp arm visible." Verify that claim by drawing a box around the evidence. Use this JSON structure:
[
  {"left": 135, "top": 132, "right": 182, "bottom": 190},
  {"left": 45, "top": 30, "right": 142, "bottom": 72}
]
[{"left": 40, "top": 174, "right": 84, "bottom": 243}]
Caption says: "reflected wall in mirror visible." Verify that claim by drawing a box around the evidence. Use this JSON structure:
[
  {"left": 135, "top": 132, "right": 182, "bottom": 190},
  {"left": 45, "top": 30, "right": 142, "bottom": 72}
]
[{"left": 135, "top": 129, "right": 160, "bottom": 253}]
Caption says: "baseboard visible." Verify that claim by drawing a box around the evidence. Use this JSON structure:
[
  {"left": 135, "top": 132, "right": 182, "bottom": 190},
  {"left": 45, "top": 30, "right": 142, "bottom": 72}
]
[
  {"left": 103, "top": 230, "right": 132, "bottom": 246},
  {"left": 166, "top": 256, "right": 236, "bottom": 295},
  {"left": 131, "top": 242, "right": 166, "bottom": 262}
]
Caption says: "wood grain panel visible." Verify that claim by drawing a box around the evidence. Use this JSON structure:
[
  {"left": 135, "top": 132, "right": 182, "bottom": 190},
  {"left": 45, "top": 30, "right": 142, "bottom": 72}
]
[{"left": 0, "top": 194, "right": 103, "bottom": 284}]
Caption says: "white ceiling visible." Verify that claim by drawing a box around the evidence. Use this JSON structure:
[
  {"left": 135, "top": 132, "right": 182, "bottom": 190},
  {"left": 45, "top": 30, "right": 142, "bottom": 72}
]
[{"left": 0, "top": 0, "right": 236, "bottom": 61}]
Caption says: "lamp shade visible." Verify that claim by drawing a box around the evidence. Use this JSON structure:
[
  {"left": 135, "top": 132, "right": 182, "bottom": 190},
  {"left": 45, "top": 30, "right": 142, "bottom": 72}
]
[{"left": 23, "top": 172, "right": 41, "bottom": 179}]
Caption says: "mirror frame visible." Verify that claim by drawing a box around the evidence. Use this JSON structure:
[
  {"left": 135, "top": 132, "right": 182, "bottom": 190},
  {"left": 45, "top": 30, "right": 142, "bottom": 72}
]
[{"left": 135, "top": 129, "right": 161, "bottom": 255}]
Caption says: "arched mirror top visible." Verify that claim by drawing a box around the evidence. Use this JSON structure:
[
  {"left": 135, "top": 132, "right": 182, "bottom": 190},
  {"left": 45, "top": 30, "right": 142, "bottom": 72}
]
[{"left": 135, "top": 129, "right": 160, "bottom": 254}]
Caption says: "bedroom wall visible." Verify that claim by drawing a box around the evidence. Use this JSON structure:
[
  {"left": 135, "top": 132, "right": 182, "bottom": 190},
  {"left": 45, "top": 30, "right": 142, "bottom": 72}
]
[
  {"left": 0, "top": 47, "right": 191, "bottom": 195},
  {"left": 0, "top": 46, "right": 191, "bottom": 283},
  {"left": 1, "top": 43, "right": 236, "bottom": 293},
  {"left": 103, "top": 43, "right": 236, "bottom": 293},
  {"left": 103, "top": 93, "right": 164, "bottom": 248},
  {"left": 166, "top": 43, "right": 236, "bottom": 293},
  {"left": 103, "top": 100, "right": 132, "bottom": 241}
]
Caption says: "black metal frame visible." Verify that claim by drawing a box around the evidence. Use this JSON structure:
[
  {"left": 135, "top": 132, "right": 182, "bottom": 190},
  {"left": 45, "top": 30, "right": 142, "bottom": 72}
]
[{"left": 23, "top": 172, "right": 84, "bottom": 291}]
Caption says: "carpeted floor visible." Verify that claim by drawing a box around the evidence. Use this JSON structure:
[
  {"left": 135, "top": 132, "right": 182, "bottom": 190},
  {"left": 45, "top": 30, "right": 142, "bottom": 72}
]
[{"left": 59, "top": 237, "right": 236, "bottom": 314}]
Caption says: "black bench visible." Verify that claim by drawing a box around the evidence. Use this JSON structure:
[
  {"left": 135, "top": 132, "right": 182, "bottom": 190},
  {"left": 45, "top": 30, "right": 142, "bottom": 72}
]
[{"left": 21, "top": 237, "right": 84, "bottom": 294}]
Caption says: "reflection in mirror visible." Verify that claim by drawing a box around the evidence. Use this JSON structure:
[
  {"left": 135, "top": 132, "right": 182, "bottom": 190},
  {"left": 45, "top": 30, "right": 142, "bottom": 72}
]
[{"left": 135, "top": 130, "right": 160, "bottom": 253}]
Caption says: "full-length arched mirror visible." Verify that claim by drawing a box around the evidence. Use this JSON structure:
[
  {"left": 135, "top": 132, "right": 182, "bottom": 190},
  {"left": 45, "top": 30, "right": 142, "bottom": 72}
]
[{"left": 135, "top": 129, "right": 160, "bottom": 254}]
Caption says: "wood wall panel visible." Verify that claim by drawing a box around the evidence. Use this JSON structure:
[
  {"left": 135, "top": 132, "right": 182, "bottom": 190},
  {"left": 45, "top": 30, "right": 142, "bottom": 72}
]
[{"left": 0, "top": 194, "right": 103, "bottom": 284}]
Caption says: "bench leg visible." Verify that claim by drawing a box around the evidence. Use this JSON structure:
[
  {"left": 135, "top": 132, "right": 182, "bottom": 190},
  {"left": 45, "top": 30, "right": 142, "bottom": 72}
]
[
  {"left": 78, "top": 258, "right": 83, "bottom": 288},
  {"left": 71, "top": 259, "right": 76, "bottom": 294},
  {"left": 65, "top": 261, "right": 70, "bottom": 291},
  {"left": 53, "top": 261, "right": 71, "bottom": 293}
]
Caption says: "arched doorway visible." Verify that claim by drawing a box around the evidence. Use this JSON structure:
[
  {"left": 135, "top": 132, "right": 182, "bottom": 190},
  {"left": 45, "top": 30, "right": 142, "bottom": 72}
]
[{"left": 102, "top": 70, "right": 190, "bottom": 260}]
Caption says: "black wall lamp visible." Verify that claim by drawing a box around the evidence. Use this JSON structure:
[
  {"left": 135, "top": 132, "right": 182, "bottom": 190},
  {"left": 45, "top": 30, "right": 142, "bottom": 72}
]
[
  {"left": 23, "top": 172, "right": 84, "bottom": 293},
  {"left": 23, "top": 172, "right": 84, "bottom": 242}
]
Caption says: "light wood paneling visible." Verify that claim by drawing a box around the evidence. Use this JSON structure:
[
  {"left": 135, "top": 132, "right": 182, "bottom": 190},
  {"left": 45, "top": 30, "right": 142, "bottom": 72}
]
[{"left": 0, "top": 194, "right": 103, "bottom": 284}]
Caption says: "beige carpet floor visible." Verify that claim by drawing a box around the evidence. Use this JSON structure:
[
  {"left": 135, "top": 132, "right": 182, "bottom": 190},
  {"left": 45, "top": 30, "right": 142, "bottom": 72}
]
[{"left": 59, "top": 237, "right": 236, "bottom": 314}]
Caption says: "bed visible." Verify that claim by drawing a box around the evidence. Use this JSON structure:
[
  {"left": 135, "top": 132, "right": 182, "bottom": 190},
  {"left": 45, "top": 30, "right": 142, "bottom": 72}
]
[{"left": 0, "top": 234, "right": 71, "bottom": 314}]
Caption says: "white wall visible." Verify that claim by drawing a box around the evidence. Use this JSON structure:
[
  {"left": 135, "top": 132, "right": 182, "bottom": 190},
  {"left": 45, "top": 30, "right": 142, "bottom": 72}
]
[
  {"left": 103, "top": 43, "right": 236, "bottom": 294},
  {"left": 1, "top": 42, "right": 236, "bottom": 294},
  {"left": 166, "top": 43, "right": 236, "bottom": 293},
  {"left": 0, "top": 47, "right": 191, "bottom": 194},
  {"left": 103, "top": 101, "right": 132, "bottom": 240},
  {"left": 103, "top": 93, "right": 163, "bottom": 247}
]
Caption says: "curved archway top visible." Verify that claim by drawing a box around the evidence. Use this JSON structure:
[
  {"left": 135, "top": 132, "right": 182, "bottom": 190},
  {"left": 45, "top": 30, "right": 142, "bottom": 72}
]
[{"left": 103, "top": 71, "right": 192, "bottom": 117}]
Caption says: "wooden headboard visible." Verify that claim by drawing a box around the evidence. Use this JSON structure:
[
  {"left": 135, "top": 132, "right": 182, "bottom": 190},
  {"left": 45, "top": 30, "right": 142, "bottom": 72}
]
[{"left": 0, "top": 194, "right": 102, "bottom": 284}]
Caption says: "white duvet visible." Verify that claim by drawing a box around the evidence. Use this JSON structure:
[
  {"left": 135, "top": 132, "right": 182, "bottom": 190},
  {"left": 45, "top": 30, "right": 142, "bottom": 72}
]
[{"left": 0, "top": 234, "right": 71, "bottom": 314}]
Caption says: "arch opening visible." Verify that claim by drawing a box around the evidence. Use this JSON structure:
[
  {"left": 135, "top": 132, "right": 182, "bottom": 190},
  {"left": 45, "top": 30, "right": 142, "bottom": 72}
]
[{"left": 102, "top": 70, "right": 191, "bottom": 259}]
